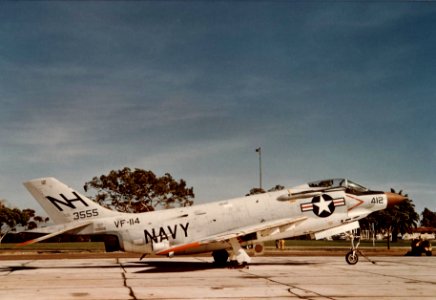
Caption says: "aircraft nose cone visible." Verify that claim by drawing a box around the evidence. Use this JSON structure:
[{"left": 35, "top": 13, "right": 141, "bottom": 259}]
[{"left": 385, "top": 192, "right": 408, "bottom": 208}]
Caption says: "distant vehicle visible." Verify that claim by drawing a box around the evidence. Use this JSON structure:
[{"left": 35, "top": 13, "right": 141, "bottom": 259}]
[
  {"left": 19, "top": 177, "right": 407, "bottom": 265},
  {"left": 406, "top": 239, "right": 432, "bottom": 256}
]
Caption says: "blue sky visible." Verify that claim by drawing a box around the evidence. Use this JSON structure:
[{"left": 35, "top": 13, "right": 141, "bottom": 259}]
[{"left": 1, "top": 2, "right": 435, "bottom": 217}]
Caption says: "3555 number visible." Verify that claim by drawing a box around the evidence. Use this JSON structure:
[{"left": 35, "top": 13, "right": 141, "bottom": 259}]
[{"left": 73, "top": 209, "right": 99, "bottom": 220}]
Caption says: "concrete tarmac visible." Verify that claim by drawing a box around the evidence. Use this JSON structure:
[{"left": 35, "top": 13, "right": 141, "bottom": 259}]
[{"left": 0, "top": 256, "right": 435, "bottom": 299}]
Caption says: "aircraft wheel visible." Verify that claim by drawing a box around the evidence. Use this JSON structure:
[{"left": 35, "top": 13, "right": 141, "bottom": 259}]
[
  {"left": 345, "top": 251, "right": 359, "bottom": 265},
  {"left": 212, "top": 249, "right": 229, "bottom": 266}
]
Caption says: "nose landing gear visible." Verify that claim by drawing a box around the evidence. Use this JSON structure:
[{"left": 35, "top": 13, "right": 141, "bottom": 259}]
[
  {"left": 345, "top": 228, "right": 361, "bottom": 265},
  {"left": 345, "top": 249, "right": 359, "bottom": 265},
  {"left": 345, "top": 228, "right": 376, "bottom": 265}
]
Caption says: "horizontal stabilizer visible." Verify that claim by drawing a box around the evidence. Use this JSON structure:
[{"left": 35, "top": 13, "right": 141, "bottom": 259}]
[{"left": 17, "top": 221, "right": 92, "bottom": 247}]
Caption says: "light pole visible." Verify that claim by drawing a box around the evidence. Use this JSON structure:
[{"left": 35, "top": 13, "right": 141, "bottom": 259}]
[{"left": 255, "top": 147, "right": 262, "bottom": 190}]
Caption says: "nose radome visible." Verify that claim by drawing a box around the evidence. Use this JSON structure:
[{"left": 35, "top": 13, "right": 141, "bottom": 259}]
[{"left": 385, "top": 192, "right": 408, "bottom": 208}]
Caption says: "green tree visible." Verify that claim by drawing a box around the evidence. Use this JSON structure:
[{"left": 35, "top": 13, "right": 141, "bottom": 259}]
[
  {"left": 245, "top": 184, "right": 285, "bottom": 196},
  {"left": 268, "top": 185, "right": 285, "bottom": 192},
  {"left": 0, "top": 201, "right": 30, "bottom": 243},
  {"left": 84, "top": 167, "right": 195, "bottom": 213},
  {"left": 245, "top": 188, "right": 266, "bottom": 196},
  {"left": 361, "top": 189, "right": 419, "bottom": 248},
  {"left": 22, "top": 208, "right": 50, "bottom": 230},
  {"left": 421, "top": 208, "right": 436, "bottom": 227}
]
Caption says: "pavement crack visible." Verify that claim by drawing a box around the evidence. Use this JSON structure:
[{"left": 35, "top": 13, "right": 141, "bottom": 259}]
[
  {"left": 119, "top": 259, "right": 138, "bottom": 300},
  {"left": 1, "top": 261, "right": 36, "bottom": 275},
  {"left": 287, "top": 287, "right": 335, "bottom": 299},
  {"left": 122, "top": 272, "right": 137, "bottom": 300},
  {"left": 241, "top": 269, "right": 334, "bottom": 299},
  {"left": 339, "top": 266, "right": 436, "bottom": 285}
]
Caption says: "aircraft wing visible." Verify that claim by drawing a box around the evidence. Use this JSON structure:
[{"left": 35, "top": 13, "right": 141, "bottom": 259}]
[
  {"left": 17, "top": 221, "right": 93, "bottom": 247},
  {"left": 156, "top": 216, "right": 308, "bottom": 255}
]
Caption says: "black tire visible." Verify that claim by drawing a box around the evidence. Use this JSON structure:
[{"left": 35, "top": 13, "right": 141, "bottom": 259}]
[
  {"left": 212, "top": 249, "right": 229, "bottom": 266},
  {"left": 425, "top": 251, "right": 432, "bottom": 256},
  {"left": 345, "top": 251, "right": 359, "bottom": 265}
]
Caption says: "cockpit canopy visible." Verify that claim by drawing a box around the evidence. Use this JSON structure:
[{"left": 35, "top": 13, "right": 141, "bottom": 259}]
[{"left": 308, "top": 178, "right": 369, "bottom": 194}]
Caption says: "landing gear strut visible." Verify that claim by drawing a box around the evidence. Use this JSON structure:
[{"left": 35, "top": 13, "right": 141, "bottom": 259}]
[
  {"left": 345, "top": 228, "right": 375, "bottom": 265},
  {"left": 345, "top": 228, "right": 361, "bottom": 265},
  {"left": 228, "top": 238, "right": 251, "bottom": 268}
]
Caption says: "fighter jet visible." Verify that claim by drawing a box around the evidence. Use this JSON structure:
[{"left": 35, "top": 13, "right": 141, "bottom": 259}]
[{"left": 19, "top": 177, "right": 406, "bottom": 265}]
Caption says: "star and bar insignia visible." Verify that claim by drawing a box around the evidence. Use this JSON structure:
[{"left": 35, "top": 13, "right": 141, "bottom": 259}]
[{"left": 300, "top": 194, "right": 346, "bottom": 218}]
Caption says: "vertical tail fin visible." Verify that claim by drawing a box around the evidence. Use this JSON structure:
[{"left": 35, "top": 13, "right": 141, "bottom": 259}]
[{"left": 24, "top": 177, "right": 118, "bottom": 224}]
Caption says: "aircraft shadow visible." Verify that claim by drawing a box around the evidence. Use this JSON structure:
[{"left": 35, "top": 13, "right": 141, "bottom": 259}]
[
  {"left": 0, "top": 259, "right": 318, "bottom": 274},
  {"left": 129, "top": 259, "right": 319, "bottom": 273},
  {"left": 130, "top": 260, "right": 218, "bottom": 273},
  {"left": 250, "top": 261, "right": 319, "bottom": 266},
  {"left": 0, "top": 264, "right": 121, "bottom": 273},
  {"left": 0, "top": 261, "right": 215, "bottom": 274},
  {"left": 0, "top": 265, "right": 38, "bottom": 272}
]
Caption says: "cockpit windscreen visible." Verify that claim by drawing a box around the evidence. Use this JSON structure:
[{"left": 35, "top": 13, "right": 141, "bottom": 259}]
[{"left": 308, "top": 178, "right": 368, "bottom": 193}]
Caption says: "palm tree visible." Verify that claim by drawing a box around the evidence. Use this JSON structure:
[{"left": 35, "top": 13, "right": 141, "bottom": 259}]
[
  {"left": 390, "top": 193, "right": 419, "bottom": 242},
  {"left": 421, "top": 208, "right": 436, "bottom": 227},
  {"left": 361, "top": 189, "right": 419, "bottom": 249}
]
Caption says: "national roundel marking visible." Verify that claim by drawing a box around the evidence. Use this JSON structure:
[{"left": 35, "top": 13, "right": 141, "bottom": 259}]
[
  {"left": 311, "top": 194, "right": 335, "bottom": 218},
  {"left": 300, "top": 194, "right": 346, "bottom": 218}
]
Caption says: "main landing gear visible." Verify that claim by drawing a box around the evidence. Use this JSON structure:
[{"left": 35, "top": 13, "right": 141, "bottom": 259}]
[
  {"left": 212, "top": 249, "right": 229, "bottom": 266},
  {"left": 345, "top": 228, "right": 375, "bottom": 265},
  {"left": 212, "top": 238, "right": 251, "bottom": 268}
]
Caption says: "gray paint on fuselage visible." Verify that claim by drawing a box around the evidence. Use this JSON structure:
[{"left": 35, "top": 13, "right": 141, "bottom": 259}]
[{"left": 113, "top": 189, "right": 349, "bottom": 252}]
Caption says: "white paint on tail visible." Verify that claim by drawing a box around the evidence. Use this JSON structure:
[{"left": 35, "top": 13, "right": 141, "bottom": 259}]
[{"left": 23, "top": 177, "right": 118, "bottom": 224}]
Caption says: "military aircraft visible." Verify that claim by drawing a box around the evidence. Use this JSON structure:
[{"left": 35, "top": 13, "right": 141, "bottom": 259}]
[{"left": 20, "top": 177, "right": 406, "bottom": 265}]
